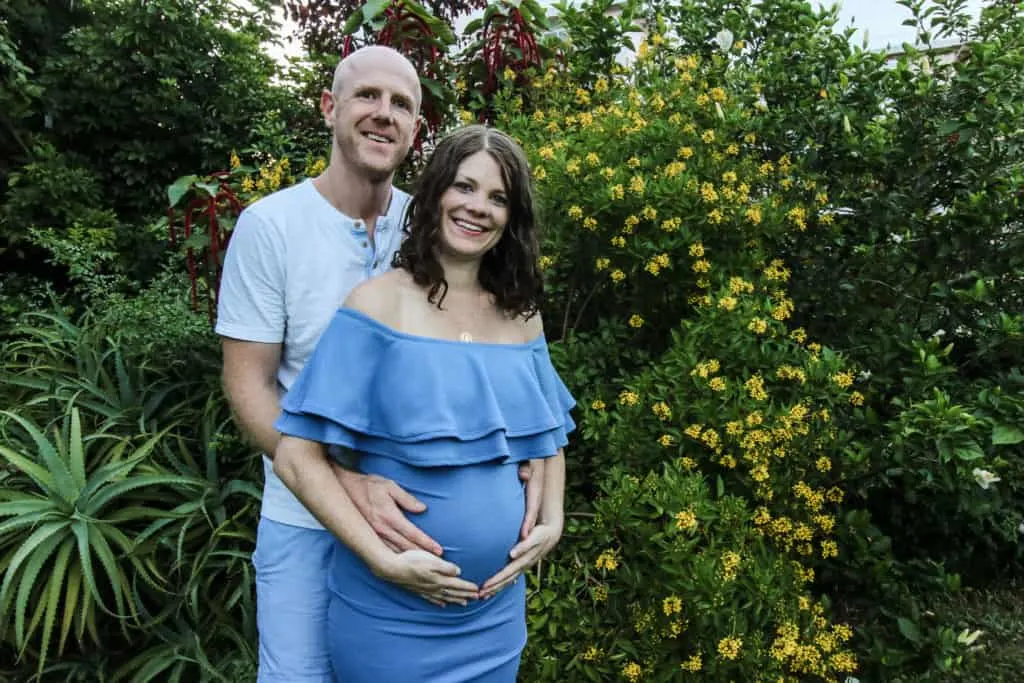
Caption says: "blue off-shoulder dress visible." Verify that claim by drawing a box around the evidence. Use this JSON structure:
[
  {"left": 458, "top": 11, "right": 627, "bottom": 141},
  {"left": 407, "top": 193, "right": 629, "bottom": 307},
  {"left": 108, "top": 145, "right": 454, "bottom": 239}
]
[{"left": 273, "top": 308, "right": 576, "bottom": 683}]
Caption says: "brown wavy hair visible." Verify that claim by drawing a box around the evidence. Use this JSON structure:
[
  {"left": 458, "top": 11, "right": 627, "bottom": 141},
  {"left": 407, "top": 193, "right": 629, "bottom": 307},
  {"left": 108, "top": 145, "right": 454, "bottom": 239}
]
[{"left": 393, "top": 124, "right": 543, "bottom": 319}]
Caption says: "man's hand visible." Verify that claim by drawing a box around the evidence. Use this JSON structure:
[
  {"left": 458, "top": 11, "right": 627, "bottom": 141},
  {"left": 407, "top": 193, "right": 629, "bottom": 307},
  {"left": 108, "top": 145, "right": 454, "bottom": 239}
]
[
  {"left": 518, "top": 458, "right": 545, "bottom": 540},
  {"left": 479, "top": 522, "right": 561, "bottom": 599},
  {"left": 334, "top": 466, "right": 443, "bottom": 556}
]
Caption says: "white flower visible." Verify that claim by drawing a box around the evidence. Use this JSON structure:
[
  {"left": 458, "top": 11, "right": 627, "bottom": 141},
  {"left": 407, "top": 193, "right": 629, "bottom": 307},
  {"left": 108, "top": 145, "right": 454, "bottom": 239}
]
[
  {"left": 932, "top": 328, "right": 946, "bottom": 339},
  {"left": 957, "top": 629, "right": 983, "bottom": 646},
  {"left": 1018, "top": 520, "right": 1024, "bottom": 535},
  {"left": 889, "top": 233, "right": 904, "bottom": 244},
  {"left": 754, "top": 94, "right": 768, "bottom": 112},
  {"left": 858, "top": 370, "right": 872, "bottom": 381},
  {"left": 844, "top": 678, "right": 861, "bottom": 683},
  {"left": 714, "top": 28, "right": 734, "bottom": 53},
  {"left": 972, "top": 468, "right": 1000, "bottom": 490}
]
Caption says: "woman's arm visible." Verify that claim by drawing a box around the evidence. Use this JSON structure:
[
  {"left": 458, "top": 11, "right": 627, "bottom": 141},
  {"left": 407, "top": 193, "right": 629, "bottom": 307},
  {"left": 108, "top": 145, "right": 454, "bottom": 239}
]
[
  {"left": 537, "top": 450, "right": 565, "bottom": 533},
  {"left": 273, "top": 435, "right": 478, "bottom": 605},
  {"left": 479, "top": 450, "right": 566, "bottom": 599}
]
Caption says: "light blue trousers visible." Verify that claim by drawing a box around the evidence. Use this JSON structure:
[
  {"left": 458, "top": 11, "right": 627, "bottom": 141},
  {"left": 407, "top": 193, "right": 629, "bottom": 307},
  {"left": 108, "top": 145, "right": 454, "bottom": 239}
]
[{"left": 254, "top": 517, "right": 335, "bottom": 682}]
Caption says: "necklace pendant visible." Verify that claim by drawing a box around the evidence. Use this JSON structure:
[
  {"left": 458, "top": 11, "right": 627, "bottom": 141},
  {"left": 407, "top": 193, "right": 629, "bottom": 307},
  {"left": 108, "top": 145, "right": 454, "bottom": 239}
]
[{"left": 458, "top": 331, "right": 474, "bottom": 343}]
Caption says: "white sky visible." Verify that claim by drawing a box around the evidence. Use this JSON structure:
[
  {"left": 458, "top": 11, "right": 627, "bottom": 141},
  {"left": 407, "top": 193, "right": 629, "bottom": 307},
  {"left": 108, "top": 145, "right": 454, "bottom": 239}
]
[{"left": 826, "top": 0, "right": 985, "bottom": 51}]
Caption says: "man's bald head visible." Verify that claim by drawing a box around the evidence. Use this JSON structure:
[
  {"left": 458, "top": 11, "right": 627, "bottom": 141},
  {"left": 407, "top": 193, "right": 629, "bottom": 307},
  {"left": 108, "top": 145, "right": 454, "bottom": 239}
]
[{"left": 331, "top": 46, "right": 422, "bottom": 113}]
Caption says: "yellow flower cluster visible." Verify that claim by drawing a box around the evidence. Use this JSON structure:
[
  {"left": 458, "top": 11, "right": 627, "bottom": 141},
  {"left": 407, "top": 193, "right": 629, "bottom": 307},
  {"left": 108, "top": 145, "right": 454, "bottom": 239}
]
[
  {"left": 745, "top": 374, "right": 768, "bottom": 401},
  {"left": 622, "top": 661, "right": 642, "bottom": 682},
  {"left": 787, "top": 206, "right": 808, "bottom": 231},
  {"left": 629, "top": 314, "right": 645, "bottom": 328},
  {"left": 674, "top": 509, "right": 698, "bottom": 531},
  {"left": 699, "top": 182, "right": 718, "bottom": 203},
  {"left": 662, "top": 595, "right": 683, "bottom": 615},
  {"left": 748, "top": 318, "right": 769, "bottom": 335},
  {"left": 691, "top": 359, "right": 720, "bottom": 378},
  {"left": 662, "top": 161, "right": 686, "bottom": 178},
  {"left": 591, "top": 399, "right": 606, "bottom": 411},
  {"left": 651, "top": 401, "right": 672, "bottom": 420},
  {"left": 771, "top": 295, "right": 794, "bottom": 321},
  {"left": 680, "top": 653, "right": 702, "bottom": 672},
  {"left": 720, "top": 550, "right": 741, "bottom": 580},
  {"left": 763, "top": 259, "right": 791, "bottom": 282},
  {"left": 831, "top": 371, "right": 854, "bottom": 388},
  {"left": 595, "top": 549, "right": 619, "bottom": 571},
  {"left": 776, "top": 365, "right": 807, "bottom": 383},
  {"left": 645, "top": 253, "right": 670, "bottom": 275},
  {"left": 661, "top": 217, "right": 682, "bottom": 232},
  {"left": 619, "top": 390, "right": 640, "bottom": 406},
  {"left": 717, "top": 636, "right": 743, "bottom": 660}
]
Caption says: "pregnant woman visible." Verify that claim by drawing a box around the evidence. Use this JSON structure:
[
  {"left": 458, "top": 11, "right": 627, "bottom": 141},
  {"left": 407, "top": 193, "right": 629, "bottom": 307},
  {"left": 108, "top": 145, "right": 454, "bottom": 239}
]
[{"left": 272, "top": 124, "right": 575, "bottom": 682}]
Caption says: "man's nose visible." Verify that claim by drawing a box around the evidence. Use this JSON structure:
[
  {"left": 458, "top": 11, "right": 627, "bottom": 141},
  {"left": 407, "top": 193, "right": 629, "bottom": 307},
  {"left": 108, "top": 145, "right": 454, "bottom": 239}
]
[{"left": 372, "top": 97, "right": 396, "bottom": 121}]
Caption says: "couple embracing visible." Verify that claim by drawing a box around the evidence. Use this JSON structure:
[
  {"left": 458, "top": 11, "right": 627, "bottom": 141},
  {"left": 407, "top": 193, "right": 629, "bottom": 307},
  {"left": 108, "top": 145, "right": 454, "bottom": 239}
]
[{"left": 216, "top": 45, "right": 574, "bottom": 682}]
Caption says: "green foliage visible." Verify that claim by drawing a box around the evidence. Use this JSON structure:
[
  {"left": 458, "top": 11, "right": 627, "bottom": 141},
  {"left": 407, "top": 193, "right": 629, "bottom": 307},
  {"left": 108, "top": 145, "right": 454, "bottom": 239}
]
[
  {"left": 523, "top": 466, "right": 858, "bottom": 681},
  {"left": 0, "top": 311, "right": 259, "bottom": 681},
  {"left": 1, "top": 0, "right": 1022, "bottom": 679}
]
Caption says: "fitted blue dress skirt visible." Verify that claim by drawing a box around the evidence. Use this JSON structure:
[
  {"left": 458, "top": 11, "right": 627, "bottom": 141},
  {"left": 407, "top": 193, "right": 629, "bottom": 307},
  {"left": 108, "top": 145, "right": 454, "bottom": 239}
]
[{"left": 274, "top": 308, "right": 576, "bottom": 683}]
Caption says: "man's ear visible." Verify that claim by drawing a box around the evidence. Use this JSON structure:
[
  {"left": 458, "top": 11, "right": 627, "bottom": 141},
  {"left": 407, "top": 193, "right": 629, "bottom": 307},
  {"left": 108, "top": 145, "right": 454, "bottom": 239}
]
[{"left": 320, "top": 89, "right": 335, "bottom": 128}]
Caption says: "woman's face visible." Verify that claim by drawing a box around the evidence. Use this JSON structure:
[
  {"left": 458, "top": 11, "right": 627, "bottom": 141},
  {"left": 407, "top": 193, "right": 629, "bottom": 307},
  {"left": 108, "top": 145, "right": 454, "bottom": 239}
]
[{"left": 437, "top": 150, "right": 510, "bottom": 261}]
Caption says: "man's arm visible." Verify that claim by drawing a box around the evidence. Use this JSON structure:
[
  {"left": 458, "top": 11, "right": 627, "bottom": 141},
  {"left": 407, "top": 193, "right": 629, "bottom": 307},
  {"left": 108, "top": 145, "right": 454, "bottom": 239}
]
[
  {"left": 220, "top": 336, "right": 442, "bottom": 555},
  {"left": 222, "top": 338, "right": 282, "bottom": 456}
]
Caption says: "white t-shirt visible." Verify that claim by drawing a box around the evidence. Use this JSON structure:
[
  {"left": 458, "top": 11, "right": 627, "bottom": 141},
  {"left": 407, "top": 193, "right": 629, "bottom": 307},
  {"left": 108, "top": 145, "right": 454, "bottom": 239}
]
[{"left": 216, "top": 179, "right": 410, "bottom": 528}]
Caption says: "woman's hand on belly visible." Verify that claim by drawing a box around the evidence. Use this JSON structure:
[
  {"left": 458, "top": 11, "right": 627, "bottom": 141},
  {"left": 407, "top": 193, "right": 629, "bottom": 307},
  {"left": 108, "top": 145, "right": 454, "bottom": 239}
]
[
  {"left": 374, "top": 549, "right": 481, "bottom": 607},
  {"left": 478, "top": 522, "right": 562, "bottom": 599}
]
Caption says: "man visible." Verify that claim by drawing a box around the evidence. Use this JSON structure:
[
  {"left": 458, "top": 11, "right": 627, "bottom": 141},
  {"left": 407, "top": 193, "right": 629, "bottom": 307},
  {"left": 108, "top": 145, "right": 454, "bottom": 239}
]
[{"left": 216, "top": 47, "right": 542, "bottom": 682}]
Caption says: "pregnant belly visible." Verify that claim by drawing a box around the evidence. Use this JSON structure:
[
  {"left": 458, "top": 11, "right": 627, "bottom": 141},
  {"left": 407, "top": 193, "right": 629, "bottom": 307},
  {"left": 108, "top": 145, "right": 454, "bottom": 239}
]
[{"left": 328, "top": 455, "right": 526, "bottom": 614}]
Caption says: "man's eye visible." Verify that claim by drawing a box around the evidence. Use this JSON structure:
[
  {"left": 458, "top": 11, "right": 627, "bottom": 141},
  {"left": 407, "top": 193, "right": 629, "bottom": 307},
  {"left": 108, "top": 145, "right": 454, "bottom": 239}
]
[{"left": 394, "top": 99, "right": 412, "bottom": 111}]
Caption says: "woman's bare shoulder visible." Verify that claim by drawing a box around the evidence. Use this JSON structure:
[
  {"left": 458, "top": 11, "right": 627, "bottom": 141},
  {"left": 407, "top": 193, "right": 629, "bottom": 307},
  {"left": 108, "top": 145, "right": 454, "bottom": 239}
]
[
  {"left": 343, "top": 270, "right": 410, "bottom": 326},
  {"left": 519, "top": 310, "right": 545, "bottom": 342}
]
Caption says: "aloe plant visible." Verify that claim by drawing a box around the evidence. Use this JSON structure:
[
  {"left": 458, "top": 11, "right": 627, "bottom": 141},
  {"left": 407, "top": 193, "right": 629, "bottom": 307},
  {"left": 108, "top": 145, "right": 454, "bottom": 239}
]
[
  {"left": 1, "top": 310, "right": 196, "bottom": 434},
  {"left": 0, "top": 407, "right": 206, "bottom": 677}
]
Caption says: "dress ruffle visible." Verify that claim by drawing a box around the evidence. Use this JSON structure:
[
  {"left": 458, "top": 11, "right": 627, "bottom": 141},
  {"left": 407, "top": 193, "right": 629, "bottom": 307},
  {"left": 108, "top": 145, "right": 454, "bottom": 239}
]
[{"left": 274, "top": 308, "right": 576, "bottom": 467}]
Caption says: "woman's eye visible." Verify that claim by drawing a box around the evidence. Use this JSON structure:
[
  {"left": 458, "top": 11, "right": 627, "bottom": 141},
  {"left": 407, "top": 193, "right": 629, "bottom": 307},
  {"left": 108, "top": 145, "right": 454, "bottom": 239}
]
[{"left": 491, "top": 195, "right": 509, "bottom": 206}]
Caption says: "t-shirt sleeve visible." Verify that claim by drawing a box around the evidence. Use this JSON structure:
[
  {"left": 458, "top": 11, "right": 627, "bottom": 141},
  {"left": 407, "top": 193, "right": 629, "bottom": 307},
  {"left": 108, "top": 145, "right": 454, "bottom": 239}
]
[{"left": 215, "top": 208, "right": 286, "bottom": 343}]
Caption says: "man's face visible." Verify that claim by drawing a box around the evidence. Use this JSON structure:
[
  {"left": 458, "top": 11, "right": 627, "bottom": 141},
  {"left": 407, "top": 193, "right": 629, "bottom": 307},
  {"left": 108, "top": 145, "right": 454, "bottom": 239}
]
[{"left": 322, "top": 52, "right": 421, "bottom": 182}]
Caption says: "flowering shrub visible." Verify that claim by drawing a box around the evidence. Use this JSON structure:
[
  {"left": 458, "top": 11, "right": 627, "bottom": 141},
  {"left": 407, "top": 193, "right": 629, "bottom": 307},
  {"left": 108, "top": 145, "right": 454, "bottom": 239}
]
[
  {"left": 487, "top": 33, "right": 883, "bottom": 681},
  {"left": 522, "top": 466, "right": 858, "bottom": 680}
]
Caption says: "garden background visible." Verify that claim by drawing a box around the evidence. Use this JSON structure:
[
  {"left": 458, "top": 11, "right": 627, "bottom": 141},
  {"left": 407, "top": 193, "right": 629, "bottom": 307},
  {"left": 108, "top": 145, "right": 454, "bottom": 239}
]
[{"left": 1, "top": 0, "right": 1022, "bottom": 680}]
